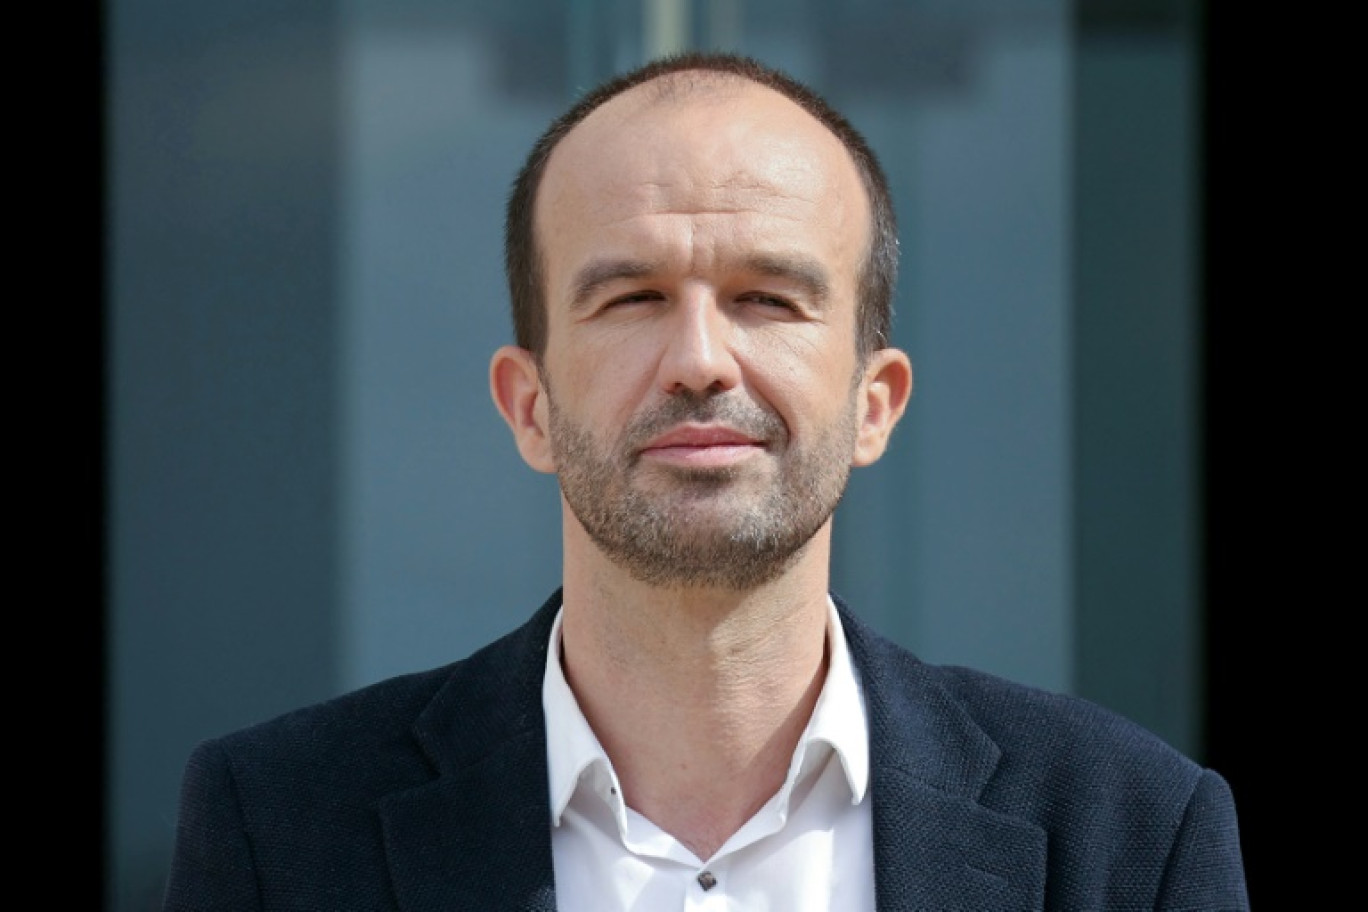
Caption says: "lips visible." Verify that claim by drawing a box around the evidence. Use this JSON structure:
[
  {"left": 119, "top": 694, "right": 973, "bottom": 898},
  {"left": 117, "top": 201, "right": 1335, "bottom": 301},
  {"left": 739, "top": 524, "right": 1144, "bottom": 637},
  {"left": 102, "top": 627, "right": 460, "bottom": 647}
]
[
  {"left": 623, "top": 393, "right": 787, "bottom": 468},
  {"left": 642, "top": 424, "right": 765, "bottom": 450},
  {"left": 637, "top": 423, "right": 768, "bottom": 468}
]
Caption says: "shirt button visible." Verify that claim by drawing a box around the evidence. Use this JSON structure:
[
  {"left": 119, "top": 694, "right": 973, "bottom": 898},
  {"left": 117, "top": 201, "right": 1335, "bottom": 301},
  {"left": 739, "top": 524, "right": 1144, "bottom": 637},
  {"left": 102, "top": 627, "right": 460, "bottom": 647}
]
[{"left": 697, "top": 871, "right": 717, "bottom": 891}]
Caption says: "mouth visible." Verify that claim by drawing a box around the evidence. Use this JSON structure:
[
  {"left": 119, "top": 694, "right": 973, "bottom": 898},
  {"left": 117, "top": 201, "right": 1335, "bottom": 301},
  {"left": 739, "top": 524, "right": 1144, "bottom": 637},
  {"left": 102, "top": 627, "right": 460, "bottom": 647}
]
[{"left": 638, "top": 424, "right": 768, "bottom": 468}]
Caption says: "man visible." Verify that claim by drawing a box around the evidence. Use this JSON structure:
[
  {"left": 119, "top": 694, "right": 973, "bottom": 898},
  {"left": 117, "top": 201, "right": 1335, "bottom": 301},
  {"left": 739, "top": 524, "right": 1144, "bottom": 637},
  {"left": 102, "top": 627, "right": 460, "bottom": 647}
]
[{"left": 163, "top": 52, "right": 1249, "bottom": 910}]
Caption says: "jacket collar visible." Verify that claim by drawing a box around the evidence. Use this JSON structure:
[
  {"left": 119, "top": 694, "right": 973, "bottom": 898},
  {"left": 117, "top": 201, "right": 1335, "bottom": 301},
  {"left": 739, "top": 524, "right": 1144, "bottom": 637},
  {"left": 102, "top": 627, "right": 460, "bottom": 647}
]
[
  {"left": 379, "top": 590, "right": 1046, "bottom": 911},
  {"left": 835, "top": 593, "right": 1047, "bottom": 911},
  {"left": 379, "top": 591, "right": 561, "bottom": 912}
]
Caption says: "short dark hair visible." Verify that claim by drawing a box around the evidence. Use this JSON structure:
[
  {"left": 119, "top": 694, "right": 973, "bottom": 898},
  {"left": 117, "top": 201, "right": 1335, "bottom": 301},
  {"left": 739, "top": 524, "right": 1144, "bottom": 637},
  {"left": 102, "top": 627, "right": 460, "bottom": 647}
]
[{"left": 504, "top": 51, "right": 898, "bottom": 360}]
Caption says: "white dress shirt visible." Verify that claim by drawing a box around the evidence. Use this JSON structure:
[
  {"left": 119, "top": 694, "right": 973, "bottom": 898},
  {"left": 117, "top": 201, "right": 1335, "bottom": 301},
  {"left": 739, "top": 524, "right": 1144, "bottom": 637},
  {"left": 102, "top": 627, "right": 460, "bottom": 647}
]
[{"left": 543, "top": 599, "right": 876, "bottom": 912}]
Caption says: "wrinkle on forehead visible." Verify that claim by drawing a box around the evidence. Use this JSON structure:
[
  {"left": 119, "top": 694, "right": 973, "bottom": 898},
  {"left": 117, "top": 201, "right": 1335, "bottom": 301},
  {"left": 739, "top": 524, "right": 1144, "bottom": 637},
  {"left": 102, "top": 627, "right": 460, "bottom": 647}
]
[
  {"left": 595, "top": 200, "right": 826, "bottom": 228},
  {"left": 595, "top": 169, "right": 841, "bottom": 228},
  {"left": 536, "top": 77, "right": 872, "bottom": 301}
]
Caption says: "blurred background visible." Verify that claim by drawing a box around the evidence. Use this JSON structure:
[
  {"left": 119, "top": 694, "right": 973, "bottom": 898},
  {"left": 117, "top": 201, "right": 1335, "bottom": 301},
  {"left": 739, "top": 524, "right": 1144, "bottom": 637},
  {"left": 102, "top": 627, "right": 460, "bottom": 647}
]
[{"left": 105, "top": 0, "right": 1259, "bottom": 908}]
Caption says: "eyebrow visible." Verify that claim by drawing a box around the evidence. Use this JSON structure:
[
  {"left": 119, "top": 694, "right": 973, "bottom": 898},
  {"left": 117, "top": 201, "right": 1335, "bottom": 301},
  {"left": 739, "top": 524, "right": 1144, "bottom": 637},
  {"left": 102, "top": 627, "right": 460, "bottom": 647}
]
[
  {"left": 566, "top": 252, "right": 834, "bottom": 310},
  {"left": 744, "top": 253, "right": 831, "bottom": 310},
  {"left": 568, "top": 259, "right": 659, "bottom": 310}
]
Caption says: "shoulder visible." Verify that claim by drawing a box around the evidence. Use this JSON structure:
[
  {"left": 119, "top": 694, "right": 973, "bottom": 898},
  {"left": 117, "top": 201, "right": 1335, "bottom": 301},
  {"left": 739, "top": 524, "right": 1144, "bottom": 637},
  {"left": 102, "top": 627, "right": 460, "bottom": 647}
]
[
  {"left": 244, "top": 659, "right": 454, "bottom": 748},
  {"left": 863, "top": 623, "right": 1209, "bottom": 804},
  {"left": 164, "top": 596, "right": 564, "bottom": 908},
  {"left": 934, "top": 661, "right": 1198, "bottom": 779},
  {"left": 837, "top": 597, "right": 1202, "bottom": 789},
  {"left": 837, "top": 596, "right": 1233, "bottom": 831},
  {"left": 925, "top": 662, "right": 1247, "bottom": 906},
  {"left": 183, "top": 592, "right": 561, "bottom": 802},
  {"left": 840, "top": 604, "right": 1246, "bottom": 904},
  {"left": 181, "top": 661, "right": 459, "bottom": 812}
]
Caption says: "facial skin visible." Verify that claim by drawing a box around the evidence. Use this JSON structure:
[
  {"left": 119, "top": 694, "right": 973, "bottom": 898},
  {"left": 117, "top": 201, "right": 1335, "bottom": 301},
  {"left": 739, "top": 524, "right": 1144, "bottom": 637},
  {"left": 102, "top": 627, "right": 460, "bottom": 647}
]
[
  {"left": 542, "top": 371, "right": 859, "bottom": 588},
  {"left": 492, "top": 75, "right": 911, "bottom": 590}
]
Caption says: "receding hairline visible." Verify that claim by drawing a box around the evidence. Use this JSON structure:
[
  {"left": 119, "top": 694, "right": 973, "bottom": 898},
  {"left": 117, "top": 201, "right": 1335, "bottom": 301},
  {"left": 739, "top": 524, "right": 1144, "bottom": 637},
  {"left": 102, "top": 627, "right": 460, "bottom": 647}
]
[
  {"left": 619, "top": 66, "right": 759, "bottom": 106},
  {"left": 532, "top": 68, "right": 875, "bottom": 278},
  {"left": 544, "top": 68, "right": 858, "bottom": 178}
]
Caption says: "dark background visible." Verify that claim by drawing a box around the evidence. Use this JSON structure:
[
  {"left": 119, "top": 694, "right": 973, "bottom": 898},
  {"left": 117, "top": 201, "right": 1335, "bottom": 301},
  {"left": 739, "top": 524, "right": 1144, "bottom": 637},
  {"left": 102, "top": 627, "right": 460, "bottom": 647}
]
[{"left": 1201, "top": 0, "right": 1299, "bottom": 903}]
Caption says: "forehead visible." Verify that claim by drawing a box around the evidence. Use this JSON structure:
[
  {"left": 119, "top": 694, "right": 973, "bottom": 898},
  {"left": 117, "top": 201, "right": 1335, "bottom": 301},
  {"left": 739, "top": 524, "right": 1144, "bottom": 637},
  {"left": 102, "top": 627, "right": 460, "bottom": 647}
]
[{"left": 534, "top": 75, "right": 871, "bottom": 282}]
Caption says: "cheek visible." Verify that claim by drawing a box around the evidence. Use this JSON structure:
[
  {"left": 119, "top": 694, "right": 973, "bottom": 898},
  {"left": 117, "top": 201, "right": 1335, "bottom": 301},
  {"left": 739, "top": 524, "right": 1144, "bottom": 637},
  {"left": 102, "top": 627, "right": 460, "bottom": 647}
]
[
  {"left": 736, "top": 329, "right": 859, "bottom": 420},
  {"left": 550, "top": 345, "right": 655, "bottom": 436}
]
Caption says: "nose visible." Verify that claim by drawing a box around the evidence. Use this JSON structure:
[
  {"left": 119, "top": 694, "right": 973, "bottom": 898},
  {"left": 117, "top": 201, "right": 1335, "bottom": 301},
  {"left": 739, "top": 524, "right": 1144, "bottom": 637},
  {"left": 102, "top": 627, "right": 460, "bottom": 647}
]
[{"left": 656, "top": 290, "right": 742, "bottom": 395}]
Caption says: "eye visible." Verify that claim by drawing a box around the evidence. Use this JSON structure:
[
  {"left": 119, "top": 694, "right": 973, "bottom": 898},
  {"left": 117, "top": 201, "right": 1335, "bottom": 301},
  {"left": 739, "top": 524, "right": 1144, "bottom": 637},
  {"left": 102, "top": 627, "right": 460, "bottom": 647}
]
[
  {"left": 737, "top": 292, "right": 799, "bottom": 313},
  {"left": 604, "top": 289, "right": 665, "bottom": 308}
]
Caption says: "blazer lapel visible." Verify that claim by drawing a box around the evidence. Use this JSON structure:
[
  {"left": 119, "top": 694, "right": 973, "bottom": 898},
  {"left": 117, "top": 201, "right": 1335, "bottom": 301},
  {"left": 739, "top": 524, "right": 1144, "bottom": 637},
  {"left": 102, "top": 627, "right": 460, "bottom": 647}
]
[
  {"left": 374, "top": 590, "right": 1047, "bottom": 910},
  {"left": 837, "top": 596, "right": 1048, "bottom": 912},
  {"left": 380, "top": 593, "right": 564, "bottom": 912}
]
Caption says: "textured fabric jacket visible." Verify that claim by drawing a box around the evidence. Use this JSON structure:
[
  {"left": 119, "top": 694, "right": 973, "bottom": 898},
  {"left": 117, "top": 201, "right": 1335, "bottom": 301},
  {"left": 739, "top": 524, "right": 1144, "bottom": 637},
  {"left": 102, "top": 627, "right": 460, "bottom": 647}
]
[{"left": 163, "top": 590, "right": 1250, "bottom": 910}]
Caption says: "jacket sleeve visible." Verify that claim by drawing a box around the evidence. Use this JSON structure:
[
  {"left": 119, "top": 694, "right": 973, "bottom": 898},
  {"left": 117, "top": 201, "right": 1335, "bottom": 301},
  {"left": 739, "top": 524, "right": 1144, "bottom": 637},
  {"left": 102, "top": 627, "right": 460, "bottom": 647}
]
[
  {"left": 161, "top": 739, "right": 264, "bottom": 912},
  {"left": 1155, "top": 768, "right": 1250, "bottom": 911}
]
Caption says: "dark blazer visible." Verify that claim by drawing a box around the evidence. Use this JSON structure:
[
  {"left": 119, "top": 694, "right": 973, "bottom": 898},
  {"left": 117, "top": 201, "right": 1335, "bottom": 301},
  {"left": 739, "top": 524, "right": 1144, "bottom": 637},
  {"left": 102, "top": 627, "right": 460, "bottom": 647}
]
[{"left": 163, "top": 590, "right": 1249, "bottom": 911}]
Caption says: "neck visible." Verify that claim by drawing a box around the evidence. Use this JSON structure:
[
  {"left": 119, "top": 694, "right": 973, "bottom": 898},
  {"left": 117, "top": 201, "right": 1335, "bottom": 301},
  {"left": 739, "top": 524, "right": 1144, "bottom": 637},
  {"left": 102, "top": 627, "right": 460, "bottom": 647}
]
[{"left": 558, "top": 518, "right": 833, "bottom": 860}]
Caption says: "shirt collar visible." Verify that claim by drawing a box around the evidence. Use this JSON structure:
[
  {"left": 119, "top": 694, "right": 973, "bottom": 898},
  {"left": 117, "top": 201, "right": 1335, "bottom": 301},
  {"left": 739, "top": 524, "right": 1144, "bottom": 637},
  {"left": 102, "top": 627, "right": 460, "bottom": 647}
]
[
  {"left": 542, "top": 596, "right": 869, "bottom": 827},
  {"left": 543, "top": 606, "right": 621, "bottom": 826}
]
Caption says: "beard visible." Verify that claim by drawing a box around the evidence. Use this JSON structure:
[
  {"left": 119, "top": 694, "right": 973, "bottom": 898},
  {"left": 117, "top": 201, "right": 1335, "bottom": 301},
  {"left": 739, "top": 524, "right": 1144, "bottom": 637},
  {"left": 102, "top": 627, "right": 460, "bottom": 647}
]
[{"left": 546, "top": 381, "right": 859, "bottom": 590}]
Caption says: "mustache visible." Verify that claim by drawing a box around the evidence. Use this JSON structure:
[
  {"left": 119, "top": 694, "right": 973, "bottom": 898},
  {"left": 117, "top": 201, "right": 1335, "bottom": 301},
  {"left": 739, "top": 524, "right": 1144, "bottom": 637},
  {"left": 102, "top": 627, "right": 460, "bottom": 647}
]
[{"left": 624, "top": 391, "right": 787, "bottom": 454}]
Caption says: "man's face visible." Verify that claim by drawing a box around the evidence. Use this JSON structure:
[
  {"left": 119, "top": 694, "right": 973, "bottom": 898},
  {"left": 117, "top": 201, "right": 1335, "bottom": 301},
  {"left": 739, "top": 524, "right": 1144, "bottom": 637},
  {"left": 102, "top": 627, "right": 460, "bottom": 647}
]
[{"left": 531, "top": 78, "right": 877, "bottom": 589}]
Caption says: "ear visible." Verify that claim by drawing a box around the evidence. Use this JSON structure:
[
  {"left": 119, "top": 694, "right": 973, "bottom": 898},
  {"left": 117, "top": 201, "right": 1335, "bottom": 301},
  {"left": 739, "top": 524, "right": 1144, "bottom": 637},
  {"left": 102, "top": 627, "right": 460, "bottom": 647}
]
[
  {"left": 852, "top": 347, "right": 913, "bottom": 467},
  {"left": 490, "top": 345, "right": 556, "bottom": 474}
]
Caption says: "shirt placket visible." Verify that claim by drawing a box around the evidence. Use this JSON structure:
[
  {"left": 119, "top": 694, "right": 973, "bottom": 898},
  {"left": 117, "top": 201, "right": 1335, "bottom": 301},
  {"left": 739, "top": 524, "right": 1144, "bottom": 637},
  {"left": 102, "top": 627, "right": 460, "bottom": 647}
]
[{"left": 683, "top": 857, "right": 730, "bottom": 912}]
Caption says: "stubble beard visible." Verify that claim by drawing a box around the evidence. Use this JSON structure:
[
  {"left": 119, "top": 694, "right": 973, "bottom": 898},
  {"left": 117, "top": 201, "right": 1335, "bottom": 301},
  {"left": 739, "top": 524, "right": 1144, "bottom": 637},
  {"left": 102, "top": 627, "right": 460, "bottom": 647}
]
[{"left": 546, "top": 383, "right": 860, "bottom": 590}]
